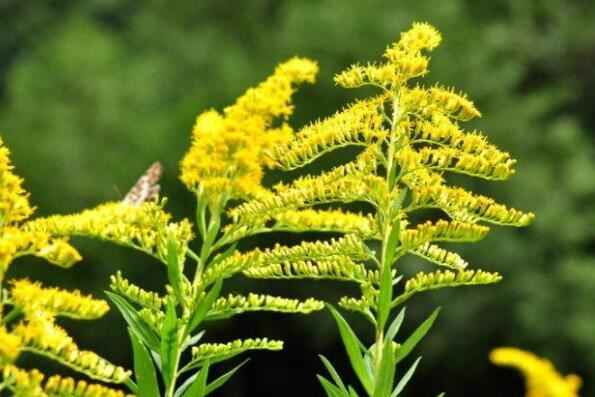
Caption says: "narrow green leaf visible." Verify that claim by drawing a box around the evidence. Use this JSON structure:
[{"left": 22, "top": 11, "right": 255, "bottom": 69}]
[
  {"left": 181, "top": 362, "right": 210, "bottom": 397},
  {"left": 327, "top": 305, "right": 373, "bottom": 394},
  {"left": 187, "top": 279, "right": 223, "bottom": 334},
  {"left": 205, "top": 358, "right": 249, "bottom": 394},
  {"left": 181, "top": 331, "right": 206, "bottom": 352},
  {"left": 363, "top": 349, "right": 375, "bottom": 385},
  {"left": 124, "top": 378, "right": 138, "bottom": 394},
  {"left": 151, "top": 351, "right": 162, "bottom": 372},
  {"left": 196, "top": 200, "right": 207, "bottom": 239},
  {"left": 348, "top": 385, "right": 360, "bottom": 397},
  {"left": 174, "top": 372, "right": 199, "bottom": 397},
  {"left": 385, "top": 308, "right": 406, "bottom": 343},
  {"left": 436, "top": 393, "right": 445, "bottom": 397},
  {"left": 390, "top": 187, "right": 408, "bottom": 215},
  {"left": 384, "top": 216, "right": 401, "bottom": 266},
  {"left": 317, "top": 375, "right": 343, "bottom": 397},
  {"left": 376, "top": 261, "right": 394, "bottom": 330},
  {"left": 175, "top": 359, "right": 247, "bottom": 397},
  {"left": 394, "top": 308, "right": 440, "bottom": 364},
  {"left": 129, "top": 329, "right": 160, "bottom": 397},
  {"left": 373, "top": 336, "right": 396, "bottom": 397},
  {"left": 319, "top": 355, "right": 347, "bottom": 393},
  {"left": 167, "top": 239, "right": 185, "bottom": 305},
  {"left": 391, "top": 357, "right": 421, "bottom": 397},
  {"left": 161, "top": 299, "right": 180, "bottom": 389},
  {"left": 107, "top": 291, "right": 160, "bottom": 352}
]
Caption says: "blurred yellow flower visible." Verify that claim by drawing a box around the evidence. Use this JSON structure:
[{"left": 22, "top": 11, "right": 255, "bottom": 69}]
[{"left": 490, "top": 347, "right": 582, "bottom": 397}]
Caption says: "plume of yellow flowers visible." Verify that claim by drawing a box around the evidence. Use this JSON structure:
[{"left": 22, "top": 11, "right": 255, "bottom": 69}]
[
  {"left": 0, "top": 137, "right": 130, "bottom": 396},
  {"left": 218, "top": 22, "right": 534, "bottom": 395},
  {"left": 26, "top": 200, "right": 193, "bottom": 264},
  {"left": 180, "top": 57, "right": 319, "bottom": 207},
  {"left": 490, "top": 347, "right": 582, "bottom": 397}
]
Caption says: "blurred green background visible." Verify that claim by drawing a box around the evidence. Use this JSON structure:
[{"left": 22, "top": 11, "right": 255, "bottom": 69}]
[{"left": 1, "top": 0, "right": 594, "bottom": 395}]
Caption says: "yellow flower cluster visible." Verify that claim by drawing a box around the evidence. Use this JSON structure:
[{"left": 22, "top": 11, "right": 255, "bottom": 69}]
[
  {"left": 180, "top": 57, "right": 318, "bottom": 206},
  {"left": 0, "top": 326, "right": 21, "bottom": 363},
  {"left": 0, "top": 138, "right": 129, "bottom": 395},
  {"left": 274, "top": 209, "right": 377, "bottom": 237},
  {"left": 400, "top": 220, "right": 490, "bottom": 248},
  {"left": 271, "top": 96, "right": 388, "bottom": 170},
  {"left": 209, "top": 293, "right": 324, "bottom": 318},
  {"left": 26, "top": 200, "right": 193, "bottom": 264},
  {"left": 3, "top": 365, "right": 129, "bottom": 397},
  {"left": 0, "top": 139, "right": 81, "bottom": 275},
  {"left": 0, "top": 138, "right": 33, "bottom": 227},
  {"left": 229, "top": 22, "right": 535, "bottom": 318},
  {"left": 335, "top": 22, "right": 441, "bottom": 88},
  {"left": 15, "top": 313, "right": 130, "bottom": 383},
  {"left": 191, "top": 338, "right": 283, "bottom": 362},
  {"left": 11, "top": 279, "right": 109, "bottom": 320},
  {"left": 490, "top": 347, "right": 582, "bottom": 397}
]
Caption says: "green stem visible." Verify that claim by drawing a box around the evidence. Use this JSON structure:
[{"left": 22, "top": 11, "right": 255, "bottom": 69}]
[
  {"left": 372, "top": 89, "right": 403, "bottom": 387},
  {"left": 1, "top": 306, "right": 22, "bottom": 325}
]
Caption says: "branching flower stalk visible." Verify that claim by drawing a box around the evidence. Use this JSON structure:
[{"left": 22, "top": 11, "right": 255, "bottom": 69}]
[
  {"left": 27, "top": 58, "right": 325, "bottom": 397},
  {"left": 227, "top": 22, "right": 535, "bottom": 396},
  {"left": 0, "top": 138, "right": 131, "bottom": 397}
]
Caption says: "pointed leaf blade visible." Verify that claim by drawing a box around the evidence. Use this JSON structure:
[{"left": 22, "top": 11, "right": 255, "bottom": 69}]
[
  {"left": 327, "top": 305, "right": 373, "bottom": 394},
  {"left": 188, "top": 279, "right": 222, "bottom": 333},
  {"left": 167, "top": 238, "right": 185, "bottom": 304},
  {"left": 391, "top": 357, "right": 421, "bottom": 397},
  {"left": 205, "top": 358, "right": 249, "bottom": 394},
  {"left": 319, "top": 355, "right": 347, "bottom": 393},
  {"left": 394, "top": 308, "right": 440, "bottom": 364},
  {"left": 181, "top": 362, "right": 210, "bottom": 397},
  {"left": 129, "top": 329, "right": 160, "bottom": 397},
  {"left": 317, "top": 375, "right": 344, "bottom": 397},
  {"left": 107, "top": 291, "right": 160, "bottom": 352},
  {"left": 161, "top": 298, "right": 180, "bottom": 389}
]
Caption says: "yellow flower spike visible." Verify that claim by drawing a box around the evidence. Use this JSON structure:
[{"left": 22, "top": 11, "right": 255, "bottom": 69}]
[
  {"left": 0, "top": 138, "right": 34, "bottom": 227},
  {"left": 26, "top": 201, "right": 193, "bottom": 264},
  {"left": 11, "top": 279, "right": 110, "bottom": 320},
  {"left": 490, "top": 347, "right": 582, "bottom": 397},
  {"left": 273, "top": 208, "right": 377, "bottom": 237},
  {"left": 180, "top": 57, "right": 318, "bottom": 205},
  {"left": 2, "top": 365, "right": 47, "bottom": 397},
  {"left": 270, "top": 96, "right": 388, "bottom": 170},
  {"left": 389, "top": 22, "right": 442, "bottom": 55},
  {"left": 191, "top": 338, "right": 283, "bottom": 362},
  {"left": 15, "top": 313, "right": 131, "bottom": 384},
  {"left": 403, "top": 85, "right": 482, "bottom": 121},
  {"left": 0, "top": 138, "right": 131, "bottom": 392},
  {"left": 44, "top": 374, "right": 128, "bottom": 397}
]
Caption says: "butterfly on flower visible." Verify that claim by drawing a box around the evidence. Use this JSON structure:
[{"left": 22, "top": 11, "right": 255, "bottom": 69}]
[{"left": 121, "top": 162, "right": 163, "bottom": 205}]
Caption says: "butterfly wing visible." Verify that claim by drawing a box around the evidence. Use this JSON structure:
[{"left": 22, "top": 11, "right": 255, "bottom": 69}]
[{"left": 121, "top": 162, "right": 163, "bottom": 205}]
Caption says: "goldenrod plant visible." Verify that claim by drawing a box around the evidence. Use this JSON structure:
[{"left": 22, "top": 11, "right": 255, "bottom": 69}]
[
  {"left": 0, "top": 138, "right": 131, "bottom": 396},
  {"left": 1, "top": 22, "right": 537, "bottom": 397},
  {"left": 490, "top": 347, "right": 582, "bottom": 397},
  {"left": 26, "top": 58, "right": 326, "bottom": 397},
  {"left": 227, "top": 22, "right": 535, "bottom": 396}
]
